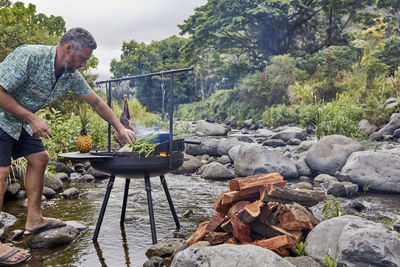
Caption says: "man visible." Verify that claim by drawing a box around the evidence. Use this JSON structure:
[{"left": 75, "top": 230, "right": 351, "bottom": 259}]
[{"left": 0, "top": 27, "right": 136, "bottom": 264}]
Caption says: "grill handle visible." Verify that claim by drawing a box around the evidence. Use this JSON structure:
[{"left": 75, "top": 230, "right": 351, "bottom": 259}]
[{"left": 184, "top": 140, "right": 201, "bottom": 145}]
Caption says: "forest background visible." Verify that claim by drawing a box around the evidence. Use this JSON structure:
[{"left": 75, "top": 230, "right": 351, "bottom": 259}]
[{"left": 1, "top": 0, "right": 400, "bottom": 159}]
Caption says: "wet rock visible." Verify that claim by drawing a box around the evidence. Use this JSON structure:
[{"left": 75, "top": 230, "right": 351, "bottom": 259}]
[
  {"left": 42, "top": 187, "right": 57, "bottom": 199},
  {"left": 358, "top": 119, "right": 377, "bottom": 136},
  {"left": 305, "top": 135, "right": 364, "bottom": 176},
  {"left": 217, "top": 155, "right": 231, "bottom": 164},
  {"left": 6, "top": 182, "right": 21, "bottom": 196},
  {"left": 87, "top": 167, "right": 109, "bottom": 179},
  {"left": 305, "top": 215, "right": 400, "bottom": 266},
  {"left": 26, "top": 225, "right": 79, "bottom": 249},
  {"left": 182, "top": 210, "right": 193, "bottom": 218},
  {"left": 285, "top": 256, "right": 322, "bottom": 267},
  {"left": 65, "top": 221, "right": 88, "bottom": 232},
  {"left": 341, "top": 150, "right": 400, "bottom": 193},
  {"left": 69, "top": 172, "right": 81, "bottom": 180},
  {"left": 44, "top": 173, "right": 63, "bottom": 192},
  {"left": 234, "top": 144, "right": 298, "bottom": 179},
  {"left": 262, "top": 139, "right": 286, "bottom": 147},
  {"left": 62, "top": 188, "right": 79, "bottom": 200},
  {"left": 378, "top": 113, "right": 400, "bottom": 135},
  {"left": 325, "top": 180, "right": 358, "bottom": 198},
  {"left": 15, "top": 190, "right": 26, "bottom": 199},
  {"left": 202, "top": 162, "right": 234, "bottom": 180},
  {"left": 145, "top": 237, "right": 186, "bottom": 259},
  {"left": 79, "top": 174, "right": 95, "bottom": 182},
  {"left": 9, "top": 229, "right": 24, "bottom": 241},
  {"left": 143, "top": 256, "right": 165, "bottom": 267},
  {"left": 55, "top": 172, "right": 69, "bottom": 181},
  {"left": 48, "top": 161, "right": 72, "bottom": 175},
  {"left": 171, "top": 244, "right": 295, "bottom": 267},
  {"left": 271, "top": 126, "right": 307, "bottom": 142},
  {"left": 194, "top": 120, "right": 229, "bottom": 136},
  {"left": 174, "top": 154, "right": 201, "bottom": 174},
  {"left": 344, "top": 201, "right": 366, "bottom": 213},
  {"left": 73, "top": 163, "right": 86, "bottom": 173},
  {"left": 0, "top": 212, "right": 17, "bottom": 233}
]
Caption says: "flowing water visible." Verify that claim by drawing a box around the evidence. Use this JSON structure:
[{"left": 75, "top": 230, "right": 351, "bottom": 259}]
[{"left": 3, "top": 174, "right": 400, "bottom": 267}]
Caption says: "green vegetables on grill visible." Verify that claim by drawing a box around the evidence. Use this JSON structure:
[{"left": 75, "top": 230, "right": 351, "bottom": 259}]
[{"left": 119, "top": 134, "right": 158, "bottom": 157}]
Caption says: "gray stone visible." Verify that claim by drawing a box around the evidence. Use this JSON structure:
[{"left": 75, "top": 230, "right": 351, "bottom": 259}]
[
  {"left": 79, "top": 174, "right": 95, "bottom": 182},
  {"left": 393, "top": 128, "right": 400, "bottom": 138},
  {"left": 87, "top": 167, "right": 109, "bottom": 179},
  {"left": 6, "top": 182, "right": 21, "bottom": 196},
  {"left": 271, "top": 126, "right": 307, "bottom": 142},
  {"left": 383, "top": 97, "right": 398, "bottom": 109},
  {"left": 48, "top": 161, "right": 72, "bottom": 175},
  {"left": 146, "top": 237, "right": 186, "bottom": 258},
  {"left": 65, "top": 221, "right": 88, "bottom": 232},
  {"left": 369, "top": 132, "right": 384, "bottom": 141},
  {"left": 42, "top": 187, "right": 57, "bottom": 199},
  {"left": 73, "top": 163, "right": 86, "bottom": 173},
  {"left": 254, "top": 128, "right": 274, "bottom": 138},
  {"left": 341, "top": 150, "right": 400, "bottom": 193},
  {"left": 15, "top": 190, "right": 26, "bottom": 199},
  {"left": 291, "top": 182, "right": 313, "bottom": 190},
  {"left": 394, "top": 219, "right": 400, "bottom": 233},
  {"left": 234, "top": 144, "right": 298, "bottom": 179},
  {"left": 287, "top": 138, "right": 302, "bottom": 146},
  {"left": 305, "top": 215, "right": 400, "bottom": 266},
  {"left": 378, "top": 113, "right": 400, "bottom": 135},
  {"left": 292, "top": 140, "right": 315, "bottom": 154},
  {"left": 79, "top": 191, "right": 104, "bottom": 199},
  {"left": 190, "top": 241, "right": 211, "bottom": 249},
  {"left": 227, "top": 144, "right": 245, "bottom": 162},
  {"left": 185, "top": 139, "right": 220, "bottom": 156},
  {"left": 44, "top": 173, "right": 63, "bottom": 191},
  {"left": 217, "top": 155, "right": 231, "bottom": 164},
  {"left": 238, "top": 136, "right": 254, "bottom": 143},
  {"left": 305, "top": 135, "right": 364, "bottom": 176},
  {"left": 143, "top": 256, "right": 165, "bottom": 267},
  {"left": 262, "top": 139, "right": 286, "bottom": 147},
  {"left": 358, "top": 119, "right": 378, "bottom": 136},
  {"left": 55, "top": 172, "right": 69, "bottom": 181},
  {"left": 62, "top": 188, "right": 80, "bottom": 200},
  {"left": 202, "top": 162, "right": 234, "bottom": 180},
  {"left": 194, "top": 120, "right": 229, "bottom": 136},
  {"left": 334, "top": 171, "right": 350, "bottom": 182},
  {"left": 175, "top": 154, "right": 201, "bottom": 174},
  {"left": 313, "top": 174, "right": 337, "bottom": 184},
  {"left": 69, "top": 172, "right": 81, "bottom": 180},
  {"left": 9, "top": 229, "right": 24, "bottom": 241},
  {"left": 225, "top": 116, "right": 237, "bottom": 127},
  {"left": 295, "top": 157, "right": 312, "bottom": 177},
  {"left": 26, "top": 225, "right": 79, "bottom": 249},
  {"left": 0, "top": 212, "right": 17, "bottom": 232},
  {"left": 285, "top": 256, "right": 322, "bottom": 267},
  {"left": 171, "top": 244, "right": 295, "bottom": 267}
]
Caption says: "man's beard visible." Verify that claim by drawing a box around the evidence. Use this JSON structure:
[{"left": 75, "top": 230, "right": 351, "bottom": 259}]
[{"left": 64, "top": 58, "right": 75, "bottom": 73}]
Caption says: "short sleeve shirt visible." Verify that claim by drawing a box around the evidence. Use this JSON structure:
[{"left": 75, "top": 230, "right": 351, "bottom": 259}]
[{"left": 0, "top": 45, "right": 92, "bottom": 140}]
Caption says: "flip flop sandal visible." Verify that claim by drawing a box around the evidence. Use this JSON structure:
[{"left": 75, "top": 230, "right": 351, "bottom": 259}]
[
  {"left": 24, "top": 218, "right": 66, "bottom": 235},
  {"left": 0, "top": 247, "right": 31, "bottom": 266}
]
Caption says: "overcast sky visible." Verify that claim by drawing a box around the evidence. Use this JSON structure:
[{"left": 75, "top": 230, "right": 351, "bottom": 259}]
[{"left": 19, "top": 0, "right": 206, "bottom": 80}]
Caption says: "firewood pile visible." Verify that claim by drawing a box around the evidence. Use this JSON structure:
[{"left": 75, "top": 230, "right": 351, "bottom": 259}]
[{"left": 186, "top": 172, "right": 326, "bottom": 256}]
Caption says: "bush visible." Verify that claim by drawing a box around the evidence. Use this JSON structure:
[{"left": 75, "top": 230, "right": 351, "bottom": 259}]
[
  {"left": 372, "top": 36, "right": 400, "bottom": 75},
  {"left": 264, "top": 105, "right": 299, "bottom": 127}
]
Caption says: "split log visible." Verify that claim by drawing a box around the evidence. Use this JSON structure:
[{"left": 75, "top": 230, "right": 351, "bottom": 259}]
[
  {"left": 222, "top": 186, "right": 262, "bottom": 206},
  {"left": 277, "top": 202, "right": 319, "bottom": 231},
  {"left": 266, "top": 204, "right": 288, "bottom": 226},
  {"left": 221, "top": 220, "right": 233, "bottom": 233},
  {"left": 258, "top": 202, "right": 279, "bottom": 223},
  {"left": 206, "top": 214, "right": 226, "bottom": 231},
  {"left": 231, "top": 215, "right": 252, "bottom": 243},
  {"left": 236, "top": 200, "right": 264, "bottom": 224},
  {"left": 229, "top": 172, "right": 286, "bottom": 191},
  {"left": 227, "top": 200, "right": 251, "bottom": 218},
  {"left": 226, "top": 237, "right": 239, "bottom": 244},
  {"left": 214, "top": 190, "right": 231, "bottom": 215},
  {"left": 250, "top": 221, "right": 302, "bottom": 242},
  {"left": 248, "top": 235, "right": 295, "bottom": 251},
  {"left": 274, "top": 247, "right": 290, "bottom": 257},
  {"left": 205, "top": 231, "right": 231, "bottom": 245},
  {"left": 186, "top": 221, "right": 210, "bottom": 246},
  {"left": 260, "top": 184, "right": 326, "bottom": 207}
]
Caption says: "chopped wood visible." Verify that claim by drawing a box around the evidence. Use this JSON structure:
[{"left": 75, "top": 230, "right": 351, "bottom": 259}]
[
  {"left": 214, "top": 190, "right": 231, "bottom": 215},
  {"left": 186, "top": 221, "right": 210, "bottom": 246},
  {"left": 205, "top": 231, "right": 231, "bottom": 245},
  {"left": 227, "top": 200, "right": 251, "bottom": 218},
  {"left": 277, "top": 202, "right": 319, "bottom": 231},
  {"left": 221, "top": 219, "right": 233, "bottom": 233},
  {"left": 222, "top": 186, "right": 261, "bottom": 206},
  {"left": 229, "top": 172, "right": 286, "bottom": 191},
  {"left": 226, "top": 237, "right": 239, "bottom": 244},
  {"left": 205, "top": 214, "right": 226, "bottom": 231},
  {"left": 231, "top": 215, "right": 252, "bottom": 243},
  {"left": 260, "top": 184, "right": 326, "bottom": 207},
  {"left": 266, "top": 204, "right": 288, "bottom": 225},
  {"left": 237, "top": 200, "right": 264, "bottom": 224},
  {"left": 248, "top": 235, "right": 295, "bottom": 251},
  {"left": 257, "top": 202, "right": 279, "bottom": 223},
  {"left": 273, "top": 247, "right": 290, "bottom": 257},
  {"left": 250, "top": 221, "right": 302, "bottom": 242}
]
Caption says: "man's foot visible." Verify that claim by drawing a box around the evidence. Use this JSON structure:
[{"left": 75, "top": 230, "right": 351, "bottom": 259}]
[
  {"left": 0, "top": 245, "right": 30, "bottom": 265},
  {"left": 24, "top": 217, "right": 66, "bottom": 235}
]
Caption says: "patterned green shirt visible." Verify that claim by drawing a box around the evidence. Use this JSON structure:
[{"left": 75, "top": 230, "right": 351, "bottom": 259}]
[{"left": 0, "top": 45, "right": 92, "bottom": 140}]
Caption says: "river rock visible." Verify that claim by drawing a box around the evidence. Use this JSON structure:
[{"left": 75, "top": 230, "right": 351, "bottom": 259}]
[
  {"left": 87, "top": 167, "right": 109, "bottom": 179},
  {"left": 292, "top": 140, "right": 315, "bottom": 154},
  {"left": 201, "top": 162, "right": 234, "bottom": 180},
  {"left": 394, "top": 219, "right": 400, "bottom": 233},
  {"left": 79, "top": 191, "right": 104, "bottom": 199},
  {"left": 255, "top": 128, "right": 274, "bottom": 138},
  {"left": 6, "top": 182, "right": 21, "bottom": 196},
  {"left": 0, "top": 212, "right": 17, "bottom": 233},
  {"left": 65, "top": 221, "right": 88, "bottom": 231},
  {"left": 238, "top": 136, "right": 255, "bottom": 143},
  {"left": 42, "top": 187, "right": 57, "bottom": 199},
  {"left": 285, "top": 256, "right": 322, "bottom": 267},
  {"left": 48, "top": 161, "right": 72, "bottom": 175},
  {"left": 271, "top": 126, "right": 307, "bottom": 142},
  {"left": 243, "top": 118, "right": 253, "bottom": 128},
  {"left": 26, "top": 225, "right": 79, "bottom": 249},
  {"left": 15, "top": 190, "right": 26, "bottom": 199},
  {"left": 287, "top": 138, "right": 302, "bottom": 146},
  {"left": 55, "top": 172, "right": 69, "bottom": 181},
  {"left": 171, "top": 244, "right": 295, "bottom": 267},
  {"left": 358, "top": 119, "right": 377, "bottom": 136},
  {"left": 143, "top": 256, "right": 165, "bottom": 267},
  {"left": 217, "top": 155, "right": 231, "bottom": 164},
  {"left": 340, "top": 150, "right": 400, "bottom": 193},
  {"left": 262, "top": 139, "right": 286, "bottom": 147},
  {"left": 146, "top": 237, "right": 186, "bottom": 259},
  {"left": 216, "top": 139, "right": 237, "bottom": 155},
  {"left": 234, "top": 144, "right": 298, "bottom": 179},
  {"left": 44, "top": 173, "right": 63, "bottom": 192},
  {"left": 62, "top": 188, "right": 80, "bottom": 199},
  {"left": 225, "top": 116, "right": 237, "bottom": 127},
  {"left": 378, "top": 113, "right": 400, "bottom": 135},
  {"left": 291, "top": 181, "right": 313, "bottom": 190},
  {"left": 383, "top": 97, "right": 398, "bottom": 109},
  {"left": 228, "top": 144, "right": 244, "bottom": 162},
  {"left": 305, "top": 135, "right": 364, "bottom": 176},
  {"left": 79, "top": 174, "right": 95, "bottom": 182},
  {"left": 194, "top": 120, "right": 229, "bottom": 136},
  {"left": 185, "top": 139, "right": 219, "bottom": 156},
  {"left": 314, "top": 174, "right": 337, "bottom": 184},
  {"left": 324, "top": 180, "right": 358, "bottom": 198},
  {"left": 294, "top": 156, "right": 312, "bottom": 177},
  {"left": 175, "top": 154, "right": 201, "bottom": 174},
  {"left": 305, "top": 215, "right": 400, "bottom": 266}
]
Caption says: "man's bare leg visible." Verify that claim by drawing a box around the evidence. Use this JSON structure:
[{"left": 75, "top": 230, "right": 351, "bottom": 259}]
[
  {"left": 24, "top": 151, "right": 64, "bottom": 232},
  {"left": 0, "top": 166, "right": 30, "bottom": 262}
]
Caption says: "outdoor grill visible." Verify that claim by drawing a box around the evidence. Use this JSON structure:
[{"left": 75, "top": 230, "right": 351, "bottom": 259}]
[{"left": 60, "top": 68, "right": 194, "bottom": 244}]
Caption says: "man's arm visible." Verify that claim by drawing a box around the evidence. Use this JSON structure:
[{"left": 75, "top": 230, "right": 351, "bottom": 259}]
[
  {"left": 0, "top": 85, "right": 52, "bottom": 138},
  {"left": 82, "top": 92, "right": 136, "bottom": 145}
]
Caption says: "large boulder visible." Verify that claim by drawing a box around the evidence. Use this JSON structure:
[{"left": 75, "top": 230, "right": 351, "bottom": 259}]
[
  {"left": 194, "top": 120, "right": 229, "bottom": 136},
  {"left": 48, "top": 161, "right": 72, "bottom": 175},
  {"left": 305, "top": 215, "right": 400, "bottom": 266},
  {"left": 44, "top": 173, "right": 64, "bottom": 192},
  {"left": 340, "top": 150, "right": 400, "bottom": 193},
  {"left": 305, "top": 135, "right": 364, "bottom": 176},
  {"left": 171, "top": 244, "right": 295, "bottom": 267},
  {"left": 145, "top": 237, "right": 186, "bottom": 259},
  {"left": 26, "top": 225, "right": 79, "bottom": 249},
  {"left": 358, "top": 119, "right": 377, "bottom": 136},
  {"left": 185, "top": 139, "right": 220, "bottom": 156},
  {"left": 271, "top": 126, "right": 307, "bottom": 142},
  {"left": 378, "top": 113, "right": 400, "bottom": 135},
  {"left": 174, "top": 154, "right": 202, "bottom": 174},
  {"left": 201, "top": 162, "right": 234, "bottom": 180},
  {"left": 234, "top": 145, "right": 298, "bottom": 179}
]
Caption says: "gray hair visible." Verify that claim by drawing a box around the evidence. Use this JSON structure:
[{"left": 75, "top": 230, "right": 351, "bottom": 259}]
[{"left": 59, "top": 27, "right": 97, "bottom": 50}]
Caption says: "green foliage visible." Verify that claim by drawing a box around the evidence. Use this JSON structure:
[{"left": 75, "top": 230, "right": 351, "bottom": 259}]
[
  {"left": 323, "top": 256, "right": 337, "bottom": 267},
  {"left": 264, "top": 105, "right": 299, "bottom": 127},
  {"left": 293, "top": 241, "right": 306, "bottom": 257},
  {"left": 127, "top": 98, "right": 164, "bottom": 128},
  {"left": 322, "top": 196, "right": 345, "bottom": 220},
  {"left": 381, "top": 216, "right": 398, "bottom": 226},
  {"left": 362, "top": 184, "right": 370, "bottom": 193},
  {"left": 372, "top": 36, "right": 400, "bottom": 75}
]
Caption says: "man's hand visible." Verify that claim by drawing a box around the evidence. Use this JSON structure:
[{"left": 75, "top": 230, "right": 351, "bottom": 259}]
[
  {"left": 118, "top": 128, "right": 136, "bottom": 145},
  {"left": 28, "top": 115, "right": 52, "bottom": 139}
]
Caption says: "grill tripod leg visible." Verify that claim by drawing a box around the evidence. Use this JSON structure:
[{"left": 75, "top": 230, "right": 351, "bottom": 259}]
[
  {"left": 93, "top": 175, "right": 115, "bottom": 242},
  {"left": 160, "top": 175, "right": 180, "bottom": 230},
  {"left": 120, "top": 178, "right": 130, "bottom": 226},
  {"left": 144, "top": 176, "right": 157, "bottom": 244}
]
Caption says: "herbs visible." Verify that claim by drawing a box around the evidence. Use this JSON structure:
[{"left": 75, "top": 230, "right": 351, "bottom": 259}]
[{"left": 120, "top": 134, "right": 158, "bottom": 157}]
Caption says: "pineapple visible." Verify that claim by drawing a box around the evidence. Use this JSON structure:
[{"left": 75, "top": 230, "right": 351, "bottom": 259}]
[{"left": 77, "top": 105, "right": 92, "bottom": 153}]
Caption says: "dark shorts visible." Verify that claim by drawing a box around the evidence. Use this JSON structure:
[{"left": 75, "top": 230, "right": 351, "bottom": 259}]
[{"left": 0, "top": 127, "right": 45, "bottom": 166}]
